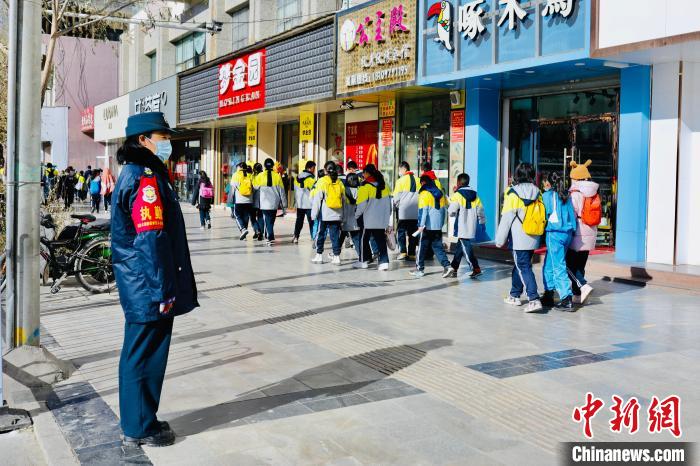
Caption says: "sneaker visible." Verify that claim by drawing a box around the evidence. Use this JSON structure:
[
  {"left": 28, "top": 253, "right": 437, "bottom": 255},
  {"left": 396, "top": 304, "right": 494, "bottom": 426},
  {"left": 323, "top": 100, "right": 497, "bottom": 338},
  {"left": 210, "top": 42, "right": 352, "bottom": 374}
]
[
  {"left": 332, "top": 255, "right": 341, "bottom": 266},
  {"left": 572, "top": 295, "right": 581, "bottom": 304},
  {"left": 540, "top": 290, "right": 555, "bottom": 307},
  {"left": 397, "top": 252, "right": 408, "bottom": 260},
  {"left": 525, "top": 299, "right": 543, "bottom": 313},
  {"left": 503, "top": 296, "right": 522, "bottom": 306},
  {"left": 292, "top": 237, "right": 299, "bottom": 244},
  {"left": 353, "top": 261, "right": 369, "bottom": 269},
  {"left": 122, "top": 428, "right": 175, "bottom": 448},
  {"left": 442, "top": 267, "right": 457, "bottom": 278},
  {"left": 344, "top": 238, "right": 353, "bottom": 249},
  {"left": 372, "top": 253, "right": 379, "bottom": 261},
  {"left": 328, "top": 252, "right": 335, "bottom": 259},
  {"left": 407, "top": 255, "right": 416, "bottom": 261},
  {"left": 266, "top": 239, "right": 275, "bottom": 246},
  {"left": 409, "top": 269, "right": 425, "bottom": 277},
  {"left": 555, "top": 296, "right": 575, "bottom": 311},
  {"left": 469, "top": 268, "right": 483, "bottom": 279},
  {"left": 256, "top": 232, "right": 264, "bottom": 241},
  {"left": 580, "top": 284, "right": 593, "bottom": 304},
  {"left": 207, "top": 220, "right": 211, "bottom": 230},
  {"left": 311, "top": 253, "right": 324, "bottom": 264},
  {"left": 239, "top": 229, "right": 249, "bottom": 240},
  {"left": 378, "top": 262, "right": 389, "bottom": 271},
  {"left": 199, "top": 226, "right": 205, "bottom": 230}
]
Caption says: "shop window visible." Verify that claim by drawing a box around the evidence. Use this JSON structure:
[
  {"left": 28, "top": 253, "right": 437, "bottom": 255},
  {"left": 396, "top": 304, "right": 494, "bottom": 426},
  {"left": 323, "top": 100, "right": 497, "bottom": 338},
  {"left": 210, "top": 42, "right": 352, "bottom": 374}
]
[
  {"left": 326, "top": 112, "right": 345, "bottom": 163},
  {"left": 231, "top": 5, "right": 249, "bottom": 51},
  {"left": 175, "top": 32, "right": 206, "bottom": 73},
  {"left": 276, "top": 0, "right": 301, "bottom": 33},
  {"left": 148, "top": 52, "right": 157, "bottom": 83}
]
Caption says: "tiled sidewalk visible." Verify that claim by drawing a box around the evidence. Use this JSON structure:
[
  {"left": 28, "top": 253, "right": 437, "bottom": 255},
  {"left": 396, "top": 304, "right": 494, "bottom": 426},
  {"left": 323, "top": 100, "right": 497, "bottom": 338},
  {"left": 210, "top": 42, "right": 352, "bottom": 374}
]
[{"left": 36, "top": 206, "right": 700, "bottom": 465}]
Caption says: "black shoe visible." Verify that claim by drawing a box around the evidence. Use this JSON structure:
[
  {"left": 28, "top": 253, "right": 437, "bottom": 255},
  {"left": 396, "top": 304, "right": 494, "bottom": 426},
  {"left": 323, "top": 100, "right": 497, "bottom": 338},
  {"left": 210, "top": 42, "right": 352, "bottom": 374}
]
[
  {"left": 159, "top": 421, "right": 172, "bottom": 433},
  {"left": 469, "top": 268, "right": 482, "bottom": 279},
  {"left": 555, "top": 296, "right": 574, "bottom": 311},
  {"left": 541, "top": 291, "right": 555, "bottom": 307},
  {"left": 123, "top": 427, "right": 175, "bottom": 447}
]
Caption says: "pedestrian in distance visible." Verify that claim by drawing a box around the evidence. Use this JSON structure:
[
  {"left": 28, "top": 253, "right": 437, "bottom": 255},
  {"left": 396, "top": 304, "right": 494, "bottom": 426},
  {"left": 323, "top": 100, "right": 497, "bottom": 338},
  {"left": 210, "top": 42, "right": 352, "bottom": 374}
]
[
  {"left": 191, "top": 170, "right": 214, "bottom": 229},
  {"left": 446, "top": 172, "right": 485, "bottom": 279},
  {"left": 541, "top": 171, "right": 577, "bottom": 310},
  {"left": 251, "top": 163, "right": 265, "bottom": 240},
  {"left": 89, "top": 169, "right": 102, "bottom": 213},
  {"left": 254, "top": 158, "right": 287, "bottom": 245},
  {"left": 293, "top": 160, "right": 316, "bottom": 243},
  {"left": 101, "top": 168, "right": 116, "bottom": 212},
  {"left": 311, "top": 164, "right": 345, "bottom": 264},
  {"left": 393, "top": 161, "right": 419, "bottom": 261},
  {"left": 224, "top": 179, "right": 235, "bottom": 218},
  {"left": 410, "top": 174, "right": 451, "bottom": 278},
  {"left": 495, "top": 163, "right": 546, "bottom": 313},
  {"left": 342, "top": 172, "right": 363, "bottom": 257},
  {"left": 62, "top": 167, "right": 78, "bottom": 210},
  {"left": 354, "top": 164, "right": 392, "bottom": 271},
  {"left": 111, "top": 111, "right": 198, "bottom": 447},
  {"left": 567, "top": 160, "right": 601, "bottom": 305},
  {"left": 230, "top": 162, "right": 256, "bottom": 240},
  {"left": 420, "top": 161, "right": 443, "bottom": 191}
]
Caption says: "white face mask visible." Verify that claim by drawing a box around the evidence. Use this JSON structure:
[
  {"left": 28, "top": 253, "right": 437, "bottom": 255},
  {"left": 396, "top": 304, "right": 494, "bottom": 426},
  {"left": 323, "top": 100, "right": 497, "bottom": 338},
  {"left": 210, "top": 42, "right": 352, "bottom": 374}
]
[{"left": 147, "top": 137, "right": 173, "bottom": 162}]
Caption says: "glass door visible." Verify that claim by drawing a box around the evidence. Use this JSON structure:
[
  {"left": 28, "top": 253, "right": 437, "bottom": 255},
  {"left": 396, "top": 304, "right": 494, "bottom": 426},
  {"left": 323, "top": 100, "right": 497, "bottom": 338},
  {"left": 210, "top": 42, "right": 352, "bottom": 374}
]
[{"left": 534, "top": 121, "right": 573, "bottom": 187}]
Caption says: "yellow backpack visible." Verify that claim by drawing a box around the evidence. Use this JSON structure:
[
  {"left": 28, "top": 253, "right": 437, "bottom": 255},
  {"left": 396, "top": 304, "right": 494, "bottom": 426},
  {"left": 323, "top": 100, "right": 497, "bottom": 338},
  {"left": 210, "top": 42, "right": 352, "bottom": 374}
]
[
  {"left": 510, "top": 189, "right": 546, "bottom": 236},
  {"left": 326, "top": 181, "right": 343, "bottom": 210},
  {"left": 239, "top": 176, "right": 253, "bottom": 197}
]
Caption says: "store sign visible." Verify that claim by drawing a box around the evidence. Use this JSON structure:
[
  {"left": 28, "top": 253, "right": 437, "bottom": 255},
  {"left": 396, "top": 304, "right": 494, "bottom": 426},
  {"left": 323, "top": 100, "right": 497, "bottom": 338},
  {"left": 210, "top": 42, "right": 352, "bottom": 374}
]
[
  {"left": 299, "top": 108, "right": 314, "bottom": 143},
  {"left": 346, "top": 120, "right": 378, "bottom": 170},
  {"left": 379, "top": 99, "right": 396, "bottom": 118},
  {"left": 218, "top": 49, "right": 266, "bottom": 117},
  {"left": 427, "top": 0, "right": 575, "bottom": 50},
  {"left": 130, "top": 76, "right": 178, "bottom": 126},
  {"left": 80, "top": 107, "right": 94, "bottom": 133},
  {"left": 94, "top": 94, "right": 129, "bottom": 142},
  {"left": 336, "top": 0, "right": 417, "bottom": 95},
  {"left": 246, "top": 116, "right": 257, "bottom": 147}
]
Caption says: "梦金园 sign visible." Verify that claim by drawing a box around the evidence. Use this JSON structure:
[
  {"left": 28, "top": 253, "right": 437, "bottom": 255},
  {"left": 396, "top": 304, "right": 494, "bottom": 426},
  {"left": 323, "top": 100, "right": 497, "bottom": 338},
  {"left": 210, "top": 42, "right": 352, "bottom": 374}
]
[
  {"left": 246, "top": 116, "right": 257, "bottom": 147},
  {"left": 219, "top": 49, "right": 266, "bottom": 117},
  {"left": 300, "top": 108, "right": 314, "bottom": 143},
  {"left": 336, "top": 0, "right": 417, "bottom": 96}
]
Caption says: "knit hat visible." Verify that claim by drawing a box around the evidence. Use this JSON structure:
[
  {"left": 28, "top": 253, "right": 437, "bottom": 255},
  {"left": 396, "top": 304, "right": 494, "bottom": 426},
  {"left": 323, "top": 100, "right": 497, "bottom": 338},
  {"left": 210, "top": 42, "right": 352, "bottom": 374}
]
[{"left": 570, "top": 159, "right": 592, "bottom": 180}]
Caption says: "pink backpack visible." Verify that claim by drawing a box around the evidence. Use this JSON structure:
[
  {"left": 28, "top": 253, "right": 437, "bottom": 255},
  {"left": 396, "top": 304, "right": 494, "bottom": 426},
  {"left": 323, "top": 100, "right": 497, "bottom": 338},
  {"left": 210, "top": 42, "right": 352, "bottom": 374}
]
[{"left": 200, "top": 185, "right": 214, "bottom": 199}]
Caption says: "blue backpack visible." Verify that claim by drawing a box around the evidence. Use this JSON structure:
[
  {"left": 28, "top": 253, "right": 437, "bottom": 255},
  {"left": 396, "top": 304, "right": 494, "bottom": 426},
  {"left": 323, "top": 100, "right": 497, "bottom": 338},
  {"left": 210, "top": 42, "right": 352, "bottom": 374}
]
[{"left": 90, "top": 178, "right": 101, "bottom": 195}]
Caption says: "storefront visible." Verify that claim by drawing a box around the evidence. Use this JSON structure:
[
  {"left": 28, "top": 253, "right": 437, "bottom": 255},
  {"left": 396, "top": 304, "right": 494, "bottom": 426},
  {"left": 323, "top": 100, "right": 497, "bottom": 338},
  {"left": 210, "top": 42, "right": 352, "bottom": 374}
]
[
  {"left": 417, "top": 0, "right": 652, "bottom": 261},
  {"left": 94, "top": 93, "right": 130, "bottom": 172}
]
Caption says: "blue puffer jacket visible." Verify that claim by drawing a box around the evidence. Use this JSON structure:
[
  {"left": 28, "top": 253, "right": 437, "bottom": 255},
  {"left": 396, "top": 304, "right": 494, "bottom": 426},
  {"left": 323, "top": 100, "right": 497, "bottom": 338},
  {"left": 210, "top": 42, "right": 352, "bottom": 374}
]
[
  {"left": 111, "top": 148, "right": 198, "bottom": 323},
  {"left": 542, "top": 189, "right": 577, "bottom": 233}
]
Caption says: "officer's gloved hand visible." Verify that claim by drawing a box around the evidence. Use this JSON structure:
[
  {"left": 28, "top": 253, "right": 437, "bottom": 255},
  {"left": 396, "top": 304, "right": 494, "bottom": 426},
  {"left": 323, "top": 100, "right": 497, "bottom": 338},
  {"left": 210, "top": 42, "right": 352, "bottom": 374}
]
[{"left": 160, "top": 297, "right": 176, "bottom": 315}]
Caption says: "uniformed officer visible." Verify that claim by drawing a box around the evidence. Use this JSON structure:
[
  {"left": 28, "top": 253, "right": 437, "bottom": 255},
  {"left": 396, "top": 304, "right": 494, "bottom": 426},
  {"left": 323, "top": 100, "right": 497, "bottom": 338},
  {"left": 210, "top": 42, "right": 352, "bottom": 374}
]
[{"left": 111, "top": 112, "right": 198, "bottom": 447}]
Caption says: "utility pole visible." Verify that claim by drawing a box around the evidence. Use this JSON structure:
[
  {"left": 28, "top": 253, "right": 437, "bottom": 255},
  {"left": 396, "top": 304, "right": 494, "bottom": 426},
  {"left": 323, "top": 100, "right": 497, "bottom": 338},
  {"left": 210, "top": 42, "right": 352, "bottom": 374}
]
[{"left": 5, "top": 0, "right": 42, "bottom": 348}]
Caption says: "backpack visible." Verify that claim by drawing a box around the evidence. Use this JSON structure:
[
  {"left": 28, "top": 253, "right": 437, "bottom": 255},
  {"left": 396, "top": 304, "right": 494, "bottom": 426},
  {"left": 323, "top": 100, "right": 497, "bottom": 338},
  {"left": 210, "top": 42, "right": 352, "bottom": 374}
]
[
  {"left": 238, "top": 176, "right": 253, "bottom": 197},
  {"left": 326, "top": 181, "right": 344, "bottom": 210},
  {"left": 509, "top": 189, "right": 546, "bottom": 236},
  {"left": 573, "top": 190, "right": 602, "bottom": 226},
  {"left": 200, "top": 184, "right": 214, "bottom": 199},
  {"left": 90, "top": 178, "right": 101, "bottom": 195}
]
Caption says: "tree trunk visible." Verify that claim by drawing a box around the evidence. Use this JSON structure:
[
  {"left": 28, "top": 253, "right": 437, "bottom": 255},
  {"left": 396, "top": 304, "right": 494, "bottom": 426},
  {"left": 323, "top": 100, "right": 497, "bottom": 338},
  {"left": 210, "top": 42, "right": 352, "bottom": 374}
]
[{"left": 40, "top": 15, "right": 58, "bottom": 107}]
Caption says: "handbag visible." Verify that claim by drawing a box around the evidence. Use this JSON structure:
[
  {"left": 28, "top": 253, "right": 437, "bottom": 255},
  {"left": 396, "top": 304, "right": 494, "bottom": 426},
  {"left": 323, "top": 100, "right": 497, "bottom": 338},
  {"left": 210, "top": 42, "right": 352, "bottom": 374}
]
[{"left": 386, "top": 228, "right": 398, "bottom": 251}]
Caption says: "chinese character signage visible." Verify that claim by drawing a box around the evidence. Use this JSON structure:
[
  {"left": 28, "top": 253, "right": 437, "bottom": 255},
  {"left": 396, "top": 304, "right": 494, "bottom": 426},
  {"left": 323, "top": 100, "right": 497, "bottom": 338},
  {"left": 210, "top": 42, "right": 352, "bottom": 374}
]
[
  {"left": 246, "top": 116, "right": 257, "bottom": 147},
  {"left": 80, "top": 107, "right": 94, "bottom": 133},
  {"left": 336, "top": 0, "right": 417, "bottom": 96},
  {"left": 130, "top": 76, "right": 178, "bottom": 127},
  {"left": 219, "top": 49, "right": 266, "bottom": 117},
  {"left": 299, "top": 108, "right": 314, "bottom": 143},
  {"left": 379, "top": 99, "right": 396, "bottom": 118},
  {"left": 94, "top": 94, "right": 130, "bottom": 142},
  {"left": 345, "top": 121, "right": 378, "bottom": 170}
]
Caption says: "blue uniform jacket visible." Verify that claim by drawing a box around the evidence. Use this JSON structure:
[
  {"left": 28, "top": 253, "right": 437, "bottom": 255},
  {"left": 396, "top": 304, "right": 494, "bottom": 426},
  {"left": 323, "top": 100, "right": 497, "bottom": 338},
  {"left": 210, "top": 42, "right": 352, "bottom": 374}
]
[{"left": 111, "top": 148, "right": 198, "bottom": 323}]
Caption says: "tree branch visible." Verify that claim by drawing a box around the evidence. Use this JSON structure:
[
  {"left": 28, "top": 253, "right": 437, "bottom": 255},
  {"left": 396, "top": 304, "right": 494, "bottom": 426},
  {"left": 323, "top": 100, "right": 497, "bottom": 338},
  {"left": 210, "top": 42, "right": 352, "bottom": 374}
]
[{"left": 53, "top": 0, "right": 138, "bottom": 38}]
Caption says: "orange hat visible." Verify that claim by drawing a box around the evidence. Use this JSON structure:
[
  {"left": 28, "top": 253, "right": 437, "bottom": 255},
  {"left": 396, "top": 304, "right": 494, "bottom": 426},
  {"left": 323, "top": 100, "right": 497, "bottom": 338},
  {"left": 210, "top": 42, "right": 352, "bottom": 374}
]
[{"left": 570, "top": 159, "right": 592, "bottom": 180}]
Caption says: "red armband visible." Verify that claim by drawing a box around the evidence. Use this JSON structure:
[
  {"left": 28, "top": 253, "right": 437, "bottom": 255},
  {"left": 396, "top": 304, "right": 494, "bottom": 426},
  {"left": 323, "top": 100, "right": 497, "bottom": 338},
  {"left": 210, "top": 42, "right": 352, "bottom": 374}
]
[{"left": 131, "top": 173, "right": 165, "bottom": 233}]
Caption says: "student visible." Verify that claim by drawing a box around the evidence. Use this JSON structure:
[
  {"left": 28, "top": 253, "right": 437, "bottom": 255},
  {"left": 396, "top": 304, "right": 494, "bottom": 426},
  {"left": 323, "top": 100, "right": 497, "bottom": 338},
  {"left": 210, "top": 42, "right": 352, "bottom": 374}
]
[
  {"left": 293, "top": 160, "right": 316, "bottom": 243},
  {"left": 420, "top": 161, "right": 443, "bottom": 191},
  {"left": 231, "top": 162, "right": 255, "bottom": 240},
  {"left": 446, "top": 173, "right": 485, "bottom": 278},
  {"left": 311, "top": 160, "right": 339, "bottom": 255},
  {"left": 191, "top": 171, "right": 214, "bottom": 229},
  {"left": 393, "top": 161, "right": 419, "bottom": 261},
  {"left": 251, "top": 163, "right": 265, "bottom": 241},
  {"left": 224, "top": 180, "right": 235, "bottom": 218},
  {"left": 101, "top": 168, "right": 116, "bottom": 211},
  {"left": 495, "top": 163, "right": 545, "bottom": 313},
  {"left": 354, "top": 164, "right": 391, "bottom": 270},
  {"left": 342, "top": 172, "right": 362, "bottom": 256},
  {"left": 89, "top": 169, "right": 101, "bottom": 213},
  {"left": 567, "top": 160, "right": 600, "bottom": 304},
  {"left": 311, "top": 164, "right": 345, "bottom": 264},
  {"left": 540, "top": 171, "right": 577, "bottom": 310},
  {"left": 410, "top": 175, "right": 451, "bottom": 278},
  {"left": 254, "top": 158, "right": 287, "bottom": 245}
]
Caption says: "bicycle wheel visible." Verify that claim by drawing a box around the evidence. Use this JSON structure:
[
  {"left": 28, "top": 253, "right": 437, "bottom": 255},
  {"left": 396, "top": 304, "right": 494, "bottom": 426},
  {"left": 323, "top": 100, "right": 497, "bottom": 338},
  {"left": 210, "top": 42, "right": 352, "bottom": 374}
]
[{"left": 75, "top": 238, "right": 116, "bottom": 293}]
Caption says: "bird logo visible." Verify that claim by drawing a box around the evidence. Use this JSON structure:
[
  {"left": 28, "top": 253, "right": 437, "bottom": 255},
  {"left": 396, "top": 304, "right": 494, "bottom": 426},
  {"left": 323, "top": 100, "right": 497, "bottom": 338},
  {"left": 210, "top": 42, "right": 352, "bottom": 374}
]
[{"left": 427, "top": 1, "right": 453, "bottom": 51}]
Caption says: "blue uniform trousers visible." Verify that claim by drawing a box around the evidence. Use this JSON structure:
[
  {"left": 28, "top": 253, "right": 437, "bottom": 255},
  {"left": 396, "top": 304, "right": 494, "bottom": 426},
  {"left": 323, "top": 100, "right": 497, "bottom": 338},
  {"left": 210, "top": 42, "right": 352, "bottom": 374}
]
[
  {"left": 543, "top": 231, "right": 573, "bottom": 299},
  {"left": 397, "top": 219, "right": 418, "bottom": 256},
  {"left": 451, "top": 238, "right": 480, "bottom": 271},
  {"left": 119, "top": 317, "right": 174, "bottom": 438},
  {"left": 262, "top": 210, "right": 277, "bottom": 240},
  {"left": 511, "top": 250, "right": 539, "bottom": 301},
  {"left": 416, "top": 230, "right": 450, "bottom": 271}
]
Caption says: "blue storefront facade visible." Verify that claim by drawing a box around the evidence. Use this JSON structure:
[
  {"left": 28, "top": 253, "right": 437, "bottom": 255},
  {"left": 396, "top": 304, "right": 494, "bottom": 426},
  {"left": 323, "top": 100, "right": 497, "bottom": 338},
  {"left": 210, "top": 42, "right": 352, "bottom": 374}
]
[{"left": 416, "top": 0, "right": 650, "bottom": 263}]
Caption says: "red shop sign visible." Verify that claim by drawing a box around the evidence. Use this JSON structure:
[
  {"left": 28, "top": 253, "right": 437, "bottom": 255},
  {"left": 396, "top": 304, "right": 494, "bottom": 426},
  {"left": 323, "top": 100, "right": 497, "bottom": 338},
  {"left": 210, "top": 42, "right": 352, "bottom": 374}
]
[
  {"left": 345, "top": 120, "right": 378, "bottom": 170},
  {"left": 218, "top": 49, "right": 266, "bottom": 117},
  {"left": 81, "top": 107, "right": 94, "bottom": 133}
]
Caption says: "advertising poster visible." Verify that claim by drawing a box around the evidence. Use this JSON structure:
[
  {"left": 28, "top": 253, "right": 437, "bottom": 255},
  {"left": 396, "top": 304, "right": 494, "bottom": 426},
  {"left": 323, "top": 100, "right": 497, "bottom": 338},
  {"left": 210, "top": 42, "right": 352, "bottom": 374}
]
[
  {"left": 345, "top": 120, "right": 378, "bottom": 170},
  {"left": 379, "top": 118, "right": 396, "bottom": 190},
  {"left": 246, "top": 116, "right": 257, "bottom": 147},
  {"left": 218, "top": 49, "right": 266, "bottom": 117}
]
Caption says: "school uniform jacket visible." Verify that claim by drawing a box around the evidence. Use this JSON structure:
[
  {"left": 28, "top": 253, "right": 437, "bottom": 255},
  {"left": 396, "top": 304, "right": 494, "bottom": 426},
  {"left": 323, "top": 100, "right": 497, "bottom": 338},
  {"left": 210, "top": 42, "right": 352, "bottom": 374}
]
[
  {"left": 448, "top": 188, "right": 485, "bottom": 239},
  {"left": 294, "top": 171, "right": 315, "bottom": 210},
  {"left": 355, "top": 182, "right": 392, "bottom": 229},
  {"left": 230, "top": 169, "right": 254, "bottom": 204},
  {"left": 311, "top": 178, "right": 345, "bottom": 222},
  {"left": 253, "top": 170, "right": 287, "bottom": 211},
  {"left": 495, "top": 183, "right": 542, "bottom": 250},
  {"left": 418, "top": 186, "right": 447, "bottom": 231},
  {"left": 392, "top": 172, "right": 419, "bottom": 220}
]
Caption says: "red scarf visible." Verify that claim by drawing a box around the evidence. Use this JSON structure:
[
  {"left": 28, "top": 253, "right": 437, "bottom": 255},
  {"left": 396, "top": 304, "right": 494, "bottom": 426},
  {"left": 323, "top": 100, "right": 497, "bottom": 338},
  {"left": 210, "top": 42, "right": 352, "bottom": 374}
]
[{"left": 423, "top": 170, "right": 437, "bottom": 180}]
